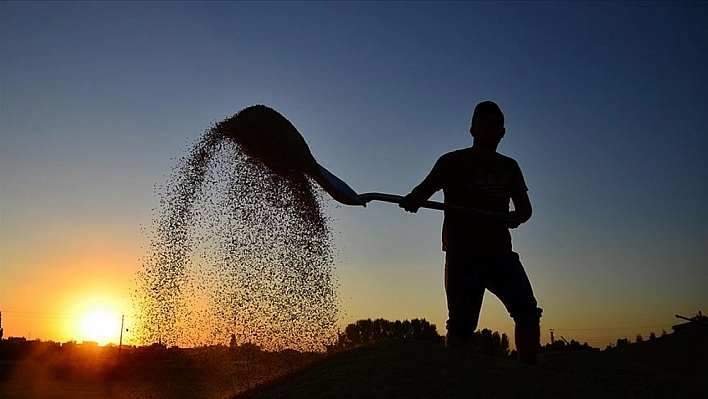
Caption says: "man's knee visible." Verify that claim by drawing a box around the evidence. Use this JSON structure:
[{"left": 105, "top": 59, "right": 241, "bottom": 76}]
[{"left": 513, "top": 307, "right": 543, "bottom": 327}]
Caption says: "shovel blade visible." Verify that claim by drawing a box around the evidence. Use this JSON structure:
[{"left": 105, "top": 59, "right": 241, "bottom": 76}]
[{"left": 311, "top": 164, "right": 366, "bottom": 206}]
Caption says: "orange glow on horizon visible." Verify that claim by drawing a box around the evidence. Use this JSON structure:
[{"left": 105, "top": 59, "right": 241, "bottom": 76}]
[{"left": 0, "top": 245, "right": 139, "bottom": 344}]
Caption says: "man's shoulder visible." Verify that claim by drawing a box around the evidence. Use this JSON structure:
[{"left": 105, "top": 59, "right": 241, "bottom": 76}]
[
  {"left": 439, "top": 148, "right": 473, "bottom": 162},
  {"left": 494, "top": 152, "right": 520, "bottom": 165},
  {"left": 439, "top": 149, "right": 519, "bottom": 164}
]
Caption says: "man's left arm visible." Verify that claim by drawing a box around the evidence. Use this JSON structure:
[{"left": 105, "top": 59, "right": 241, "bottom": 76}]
[{"left": 507, "top": 191, "right": 533, "bottom": 229}]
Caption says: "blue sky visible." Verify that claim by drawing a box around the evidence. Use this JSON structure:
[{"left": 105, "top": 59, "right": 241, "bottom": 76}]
[{"left": 1, "top": 1, "right": 706, "bottom": 347}]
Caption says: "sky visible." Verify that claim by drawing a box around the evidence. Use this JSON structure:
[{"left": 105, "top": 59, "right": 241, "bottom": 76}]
[{"left": 1, "top": 1, "right": 706, "bottom": 348}]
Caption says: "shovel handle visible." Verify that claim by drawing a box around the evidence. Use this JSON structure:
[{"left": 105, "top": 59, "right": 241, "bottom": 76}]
[
  {"left": 354, "top": 193, "right": 443, "bottom": 210},
  {"left": 354, "top": 193, "right": 507, "bottom": 219}
]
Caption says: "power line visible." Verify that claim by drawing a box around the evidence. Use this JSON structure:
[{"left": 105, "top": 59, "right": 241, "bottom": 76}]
[
  {"left": 548, "top": 324, "right": 669, "bottom": 331},
  {"left": 1, "top": 310, "right": 73, "bottom": 319},
  {"left": 2, "top": 310, "right": 132, "bottom": 317}
]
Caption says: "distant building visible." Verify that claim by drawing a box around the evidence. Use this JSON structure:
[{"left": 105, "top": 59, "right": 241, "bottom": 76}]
[{"left": 62, "top": 340, "right": 78, "bottom": 350}]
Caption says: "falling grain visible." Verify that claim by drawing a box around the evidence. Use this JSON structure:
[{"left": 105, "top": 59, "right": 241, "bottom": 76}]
[{"left": 133, "top": 105, "right": 339, "bottom": 352}]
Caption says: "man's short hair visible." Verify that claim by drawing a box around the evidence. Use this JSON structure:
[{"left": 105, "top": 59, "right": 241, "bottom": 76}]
[{"left": 471, "top": 101, "right": 505, "bottom": 128}]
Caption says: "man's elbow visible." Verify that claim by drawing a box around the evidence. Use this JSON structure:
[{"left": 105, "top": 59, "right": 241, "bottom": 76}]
[
  {"left": 514, "top": 204, "right": 532, "bottom": 224},
  {"left": 512, "top": 193, "right": 533, "bottom": 223}
]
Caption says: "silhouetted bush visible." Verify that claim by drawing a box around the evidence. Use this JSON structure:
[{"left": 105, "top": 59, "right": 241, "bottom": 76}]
[
  {"left": 543, "top": 337, "right": 599, "bottom": 353},
  {"left": 474, "top": 328, "right": 510, "bottom": 357}
]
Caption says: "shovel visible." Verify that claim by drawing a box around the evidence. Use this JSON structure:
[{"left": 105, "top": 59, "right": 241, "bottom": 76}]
[
  {"left": 223, "top": 105, "right": 506, "bottom": 219},
  {"left": 313, "top": 163, "right": 508, "bottom": 220}
]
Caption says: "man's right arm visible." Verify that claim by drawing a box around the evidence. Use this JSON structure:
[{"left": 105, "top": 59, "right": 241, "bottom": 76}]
[{"left": 399, "top": 157, "right": 445, "bottom": 213}]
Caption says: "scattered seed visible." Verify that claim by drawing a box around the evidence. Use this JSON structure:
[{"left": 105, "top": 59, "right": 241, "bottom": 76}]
[{"left": 133, "top": 105, "right": 339, "bottom": 352}]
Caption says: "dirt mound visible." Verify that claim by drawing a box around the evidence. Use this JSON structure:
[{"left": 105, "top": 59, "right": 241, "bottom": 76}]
[
  {"left": 235, "top": 338, "right": 706, "bottom": 398},
  {"left": 605, "top": 327, "right": 708, "bottom": 379}
]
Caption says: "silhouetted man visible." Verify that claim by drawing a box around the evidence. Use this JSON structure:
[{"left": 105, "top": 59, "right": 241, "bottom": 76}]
[{"left": 399, "top": 101, "right": 542, "bottom": 364}]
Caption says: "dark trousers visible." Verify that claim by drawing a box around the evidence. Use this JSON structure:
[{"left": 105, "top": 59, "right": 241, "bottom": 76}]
[{"left": 445, "top": 251, "right": 542, "bottom": 343}]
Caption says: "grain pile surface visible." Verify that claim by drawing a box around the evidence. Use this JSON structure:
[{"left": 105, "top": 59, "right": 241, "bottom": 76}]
[{"left": 133, "top": 105, "right": 339, "bottom": 351}]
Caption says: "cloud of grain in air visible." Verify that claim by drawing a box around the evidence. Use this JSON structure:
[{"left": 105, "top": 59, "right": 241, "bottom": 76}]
[{"left": 132, "top": 105, "right": 340, "bottom": 352}]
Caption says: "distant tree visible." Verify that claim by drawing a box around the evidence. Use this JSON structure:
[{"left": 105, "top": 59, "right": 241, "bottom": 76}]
[
  {"left": 649, "top": 332, "right": 657, "bottom": 340},
  {"left": 661, "top": 329, "right": 667, "bottom": 337},
  {"left": 410, "top": 318, "right": 440, "bottom": 341},
  {"left": 616, "top": 337, "right": 630, "bottom": 347},
  {"left": 343, "top": 323, "right": 362, "bottom": 346},
  {"left": 229, "top": 334, "right": 237, "bottom": 348},
  {"left": 373, "top": 318, "right": 388, "bottom": 340},
  {"left": 635, "top": 334, "right": 644, "bottom": 343},
  {"left": 543, "top": 337, "right": 599, "bottom": 353},
  {"left": 393, "top": 320, "right": 408, "bottom": 339},
  {"left": 476, "top": 328, "right": 510, "bottom": 357},
  {"left": 357, "top": 319, "right": 375, "bottom": 342}
]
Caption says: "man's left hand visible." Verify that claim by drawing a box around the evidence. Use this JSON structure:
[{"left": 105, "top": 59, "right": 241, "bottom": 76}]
[{"left": 504, "top": 212, "right": 523, "bottom": 229}]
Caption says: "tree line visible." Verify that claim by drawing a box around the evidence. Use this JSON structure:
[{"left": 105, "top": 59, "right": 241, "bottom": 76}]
[
  {"left": 337, "top": 318, "right": 441, "bottom": 347},
  {"left": 333, "top": 318, "right": 512, "bottom": 358}
]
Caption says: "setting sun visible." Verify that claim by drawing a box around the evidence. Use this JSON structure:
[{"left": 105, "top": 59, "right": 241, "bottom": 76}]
[{"left": 79, "top": 309, "right": 121, "bottom": 345}]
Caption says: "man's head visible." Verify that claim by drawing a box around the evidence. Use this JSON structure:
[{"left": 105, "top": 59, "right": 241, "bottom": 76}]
[{"left": 470, "top": 101, "right": 505, "bottom": 148}]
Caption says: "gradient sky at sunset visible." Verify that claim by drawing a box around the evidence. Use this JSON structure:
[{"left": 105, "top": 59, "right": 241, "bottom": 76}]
[{"left": 2, "top": 2, "right": 706, "bottom": 348}]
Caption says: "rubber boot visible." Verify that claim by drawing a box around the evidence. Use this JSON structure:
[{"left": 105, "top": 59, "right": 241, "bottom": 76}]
[{"left": 515, "top": 324, "right": 540, "bottom": 365}]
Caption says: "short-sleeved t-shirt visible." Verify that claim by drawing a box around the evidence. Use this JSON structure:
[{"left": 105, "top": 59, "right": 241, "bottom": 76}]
[{"left": 409, "top": 148, "right": 528, "bottom": 255}]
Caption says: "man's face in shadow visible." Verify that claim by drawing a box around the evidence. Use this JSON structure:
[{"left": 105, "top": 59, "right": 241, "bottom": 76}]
[{"left": 470, "top": 114, "right": 505, "bottom": 148}]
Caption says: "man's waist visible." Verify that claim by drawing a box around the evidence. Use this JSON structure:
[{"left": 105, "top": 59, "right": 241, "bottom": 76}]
[{"left": 442, "top": 226, "right": 512, "bottom": 255}]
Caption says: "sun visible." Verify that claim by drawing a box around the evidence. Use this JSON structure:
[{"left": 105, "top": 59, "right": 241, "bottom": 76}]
[{"left": 79, "top": 309, "right": 121, "bottom": 345}]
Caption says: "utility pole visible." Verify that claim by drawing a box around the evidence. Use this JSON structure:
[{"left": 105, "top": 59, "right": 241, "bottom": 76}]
[
  {"left": 119, "top": 315, "right": 125, "bottom": 357},
  {"left": 550, "top": 329, "right": 555, "bottom": 345}
]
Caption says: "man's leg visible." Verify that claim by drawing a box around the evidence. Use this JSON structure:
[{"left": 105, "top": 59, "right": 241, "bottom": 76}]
[
  {"left": 444, "top": 251, "right": 486, "bottom": 349},
  {"left": 487, "top": 251, "right": 542, "bottom": 364}
]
